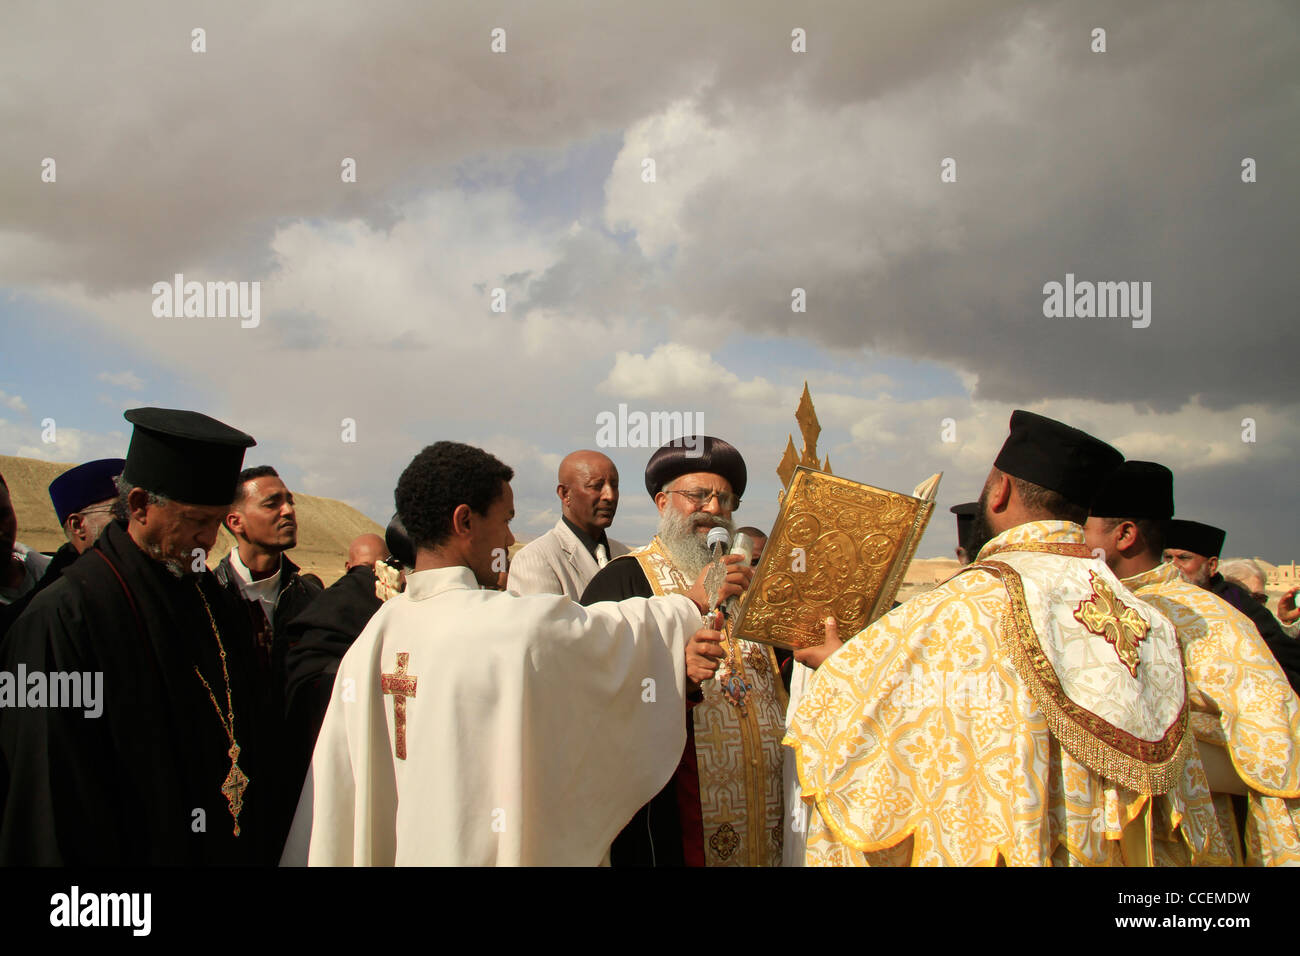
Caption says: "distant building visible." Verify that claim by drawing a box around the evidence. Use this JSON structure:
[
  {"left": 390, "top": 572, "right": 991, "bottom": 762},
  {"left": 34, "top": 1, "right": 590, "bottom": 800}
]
[{"left": 1267, "top": 562, "right": 1298, "bottom": 590}]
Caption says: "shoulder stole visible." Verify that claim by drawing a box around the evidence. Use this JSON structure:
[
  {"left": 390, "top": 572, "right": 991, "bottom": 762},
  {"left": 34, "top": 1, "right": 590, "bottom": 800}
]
[{"left": 964, "top": 558, "right": 1192, "bottom": 795}]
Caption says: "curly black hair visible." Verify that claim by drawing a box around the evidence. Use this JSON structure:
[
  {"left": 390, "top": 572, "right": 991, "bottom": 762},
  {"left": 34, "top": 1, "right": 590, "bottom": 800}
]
[{"left": 395, "top": 442, "right": 514, "bottom": 550}]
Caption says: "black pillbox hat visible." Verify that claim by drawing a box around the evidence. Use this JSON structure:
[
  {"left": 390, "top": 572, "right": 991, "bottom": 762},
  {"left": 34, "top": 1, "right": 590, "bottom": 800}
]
[
  {"left": 121, "top": 407, "right": 255, "bottom": 506},
  {"left": 949, "top": 501, "right": 980, "bottom": 552},
  {"left": 1164, "top": 519, "right": 1226, "bottom": 559},
  {"left": 993, "top": 410, "right": 1123, "bottom": 508},
  {"left": 1089, "top": 461, "right": 1175, "bottom": 520}
]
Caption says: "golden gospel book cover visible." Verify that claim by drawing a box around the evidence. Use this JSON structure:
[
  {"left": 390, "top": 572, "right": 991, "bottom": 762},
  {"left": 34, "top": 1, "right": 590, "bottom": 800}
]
[{"left": 731, "top": 466, "right": 941, "bottom": 651}]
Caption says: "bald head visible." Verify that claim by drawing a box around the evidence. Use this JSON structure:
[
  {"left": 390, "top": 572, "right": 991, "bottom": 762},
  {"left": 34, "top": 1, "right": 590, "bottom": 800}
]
[
  {"left": 557, "top": 450, "right": 619, "bottom": 537},
  {"left": 346, "top": 533, "right": 389, "bottom": 570}
]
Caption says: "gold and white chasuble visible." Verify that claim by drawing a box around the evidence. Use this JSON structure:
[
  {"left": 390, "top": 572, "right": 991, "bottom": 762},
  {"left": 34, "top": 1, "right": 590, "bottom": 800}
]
[
  {"left": 629, "top": 538, "right": 788, "bottom": 866},
  {"left": 786, "top": 521, "right": 1231, "bottom": 866},
  {"left": 1124, "top": 562, "right": 1300, "bottom": 866},
  {"left": 291, "top": 566, "right": 699, "bottom": 866}
]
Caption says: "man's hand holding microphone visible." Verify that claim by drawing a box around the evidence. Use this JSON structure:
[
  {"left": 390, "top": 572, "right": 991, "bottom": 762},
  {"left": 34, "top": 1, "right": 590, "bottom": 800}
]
[{"left": 683, "top": 529, "right": 755, "bottom": 691}]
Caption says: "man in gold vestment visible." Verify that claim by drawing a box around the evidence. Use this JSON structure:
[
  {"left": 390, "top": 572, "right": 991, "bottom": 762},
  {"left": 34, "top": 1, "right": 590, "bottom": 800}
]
[
  {"left": 1086, "top": 461, "right": 1300, "bottom": 866},
  {"left": 786, "top": 411, "right": 1230, "bottom": 866},
  {"left": 581, "top": 436, "right": 785, "bottom": 866}
]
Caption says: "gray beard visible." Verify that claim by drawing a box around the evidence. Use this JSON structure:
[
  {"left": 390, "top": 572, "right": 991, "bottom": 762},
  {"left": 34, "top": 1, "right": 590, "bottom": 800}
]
[
  {"left": 147, "top": 542, "right": 197, "bottom": 579},
  {"left": 657, "top": 508, "right": 734, "bottom": 581}
]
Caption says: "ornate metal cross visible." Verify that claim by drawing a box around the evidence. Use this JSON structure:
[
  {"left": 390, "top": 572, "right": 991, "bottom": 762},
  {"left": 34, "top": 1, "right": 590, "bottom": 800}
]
[{"left": 221, "top": 743, "right": 249, "bottom": 836}]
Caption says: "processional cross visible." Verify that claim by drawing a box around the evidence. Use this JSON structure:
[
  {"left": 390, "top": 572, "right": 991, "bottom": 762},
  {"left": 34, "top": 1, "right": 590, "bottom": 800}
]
[
  {"left": 381, "top": 652, "right": 419, "bottom": 759},
  {"left": 777, "top": 382, "right": 832, "bottom": 498}
]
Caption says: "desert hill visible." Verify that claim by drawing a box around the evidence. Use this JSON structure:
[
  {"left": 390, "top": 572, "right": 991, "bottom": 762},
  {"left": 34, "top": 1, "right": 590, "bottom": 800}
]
[{"left": 1, "top": 454, "right": 383, "bottom": 586}]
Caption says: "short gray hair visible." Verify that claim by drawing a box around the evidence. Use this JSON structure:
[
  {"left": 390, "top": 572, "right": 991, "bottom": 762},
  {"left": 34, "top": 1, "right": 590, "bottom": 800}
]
[{"left": 115, "top": 474, "right": 171, "bottom": 512}]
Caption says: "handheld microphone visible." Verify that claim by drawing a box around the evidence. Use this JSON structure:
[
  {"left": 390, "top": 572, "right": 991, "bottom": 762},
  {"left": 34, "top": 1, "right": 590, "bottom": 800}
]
[
  {"left": 703, "top": 528, "right": 754, "bottom": 619},
  {"left": 702, "top": 527, "right": 732, "bottom": 616}
]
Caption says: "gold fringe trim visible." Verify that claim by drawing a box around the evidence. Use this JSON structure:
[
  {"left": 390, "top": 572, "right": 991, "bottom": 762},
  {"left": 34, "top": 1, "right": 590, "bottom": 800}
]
[{"left": 980, "top": 559, "right": 1190, "bottom": 795}]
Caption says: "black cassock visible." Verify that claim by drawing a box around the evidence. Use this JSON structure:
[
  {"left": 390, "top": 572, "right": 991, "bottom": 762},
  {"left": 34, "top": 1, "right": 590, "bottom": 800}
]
[
  {"left": 0, "top": 520, "right": 277, "bottom": 864},
  {"left": 282, "top": 564, "right": 382, "bottom": 800}
]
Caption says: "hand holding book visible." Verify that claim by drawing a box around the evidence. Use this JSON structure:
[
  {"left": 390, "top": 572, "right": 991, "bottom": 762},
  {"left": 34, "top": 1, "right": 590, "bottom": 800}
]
[{"left": 794, "top": 617, "right": 845, "bottom": 670}]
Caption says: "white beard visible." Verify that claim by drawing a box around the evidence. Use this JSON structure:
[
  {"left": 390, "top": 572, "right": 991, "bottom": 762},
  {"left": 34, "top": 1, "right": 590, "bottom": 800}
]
[
  {"left": 147, "top": 541, "right": 196, "bottom": 579},
  {"left": 658, "top": 508, "right": 734, "bottom": 581}
]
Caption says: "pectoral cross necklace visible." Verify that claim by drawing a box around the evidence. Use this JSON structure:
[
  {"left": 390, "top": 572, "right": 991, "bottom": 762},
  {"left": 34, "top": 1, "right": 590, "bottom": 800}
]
[{"left": 194, "top": 585, "right": 250, "bottom": 836}]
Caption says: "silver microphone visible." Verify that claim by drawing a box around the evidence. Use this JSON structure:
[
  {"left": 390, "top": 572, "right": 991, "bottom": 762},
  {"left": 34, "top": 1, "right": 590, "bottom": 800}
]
[
  {"left": 706, "top": 526, "right": 731, "bottom": 559},
  {"left": 703, "top": 527, "right": 732, "bottom": 614}
]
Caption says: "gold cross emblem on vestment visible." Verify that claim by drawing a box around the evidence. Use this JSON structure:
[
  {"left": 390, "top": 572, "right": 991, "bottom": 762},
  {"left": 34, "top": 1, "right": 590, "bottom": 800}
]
[
  {"left": 381, "top": 652, "right": 419, "bottom": 759},
  {"left": 1073, "top": 571, "right": 1149, "bottom": 678}
]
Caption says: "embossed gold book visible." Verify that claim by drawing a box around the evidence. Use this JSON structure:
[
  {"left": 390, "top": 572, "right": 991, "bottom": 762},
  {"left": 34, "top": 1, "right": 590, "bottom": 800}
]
[{"left": 731, "top": 466, "right": 941, "bottom": 651}]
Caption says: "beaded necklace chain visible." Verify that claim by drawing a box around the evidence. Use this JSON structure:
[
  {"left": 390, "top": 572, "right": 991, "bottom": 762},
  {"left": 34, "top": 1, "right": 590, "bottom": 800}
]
[{"left": 193, "top": 584, "right": 250, "bottom": 836}]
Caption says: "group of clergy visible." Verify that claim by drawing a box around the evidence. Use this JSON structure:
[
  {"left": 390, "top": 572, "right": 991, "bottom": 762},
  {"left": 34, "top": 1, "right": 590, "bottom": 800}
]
[{"left": 1, "top": 403, "right": 1299, "bottom": 866}]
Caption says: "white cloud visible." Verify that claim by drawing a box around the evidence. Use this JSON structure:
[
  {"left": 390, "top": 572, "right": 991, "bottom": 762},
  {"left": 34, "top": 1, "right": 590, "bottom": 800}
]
[
  {"left": 0, "top": 391, "right": 28, "bottom": 413},
  {"left": 97, "top": 370, "right": 144, "bottom": 390},
  {"left": 0, "top": 417, "right": 127, "bottom": 464},
  {"left": 2, "top": 0, "right": 1296, "bottom": 559},
  {"left": 600, "top": 343, "right": 739, "bottom": 400}
]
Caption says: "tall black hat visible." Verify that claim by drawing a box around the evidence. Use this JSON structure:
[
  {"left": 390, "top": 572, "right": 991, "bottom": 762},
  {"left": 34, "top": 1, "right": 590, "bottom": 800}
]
[
  {"left": 48, "top": 457, "right": 126, "bottom": 524},
  {"left": 1089, "top": 461, "right": 1174, "bottom": 520},
  {"left": 949, "top": 502, "right": 980, "bottom": 552},
  {"left": 644, "top": 436, "right": 747, "bottom": 500},
  {"left": 993, "top": 410, "right": 1123, "bottom": 508},
  {"left": 121, "top": 407, "right": 255, "bottom": 506},
  {"left": 1164, "top": 519, "right": 1226, "bottom": 559}
]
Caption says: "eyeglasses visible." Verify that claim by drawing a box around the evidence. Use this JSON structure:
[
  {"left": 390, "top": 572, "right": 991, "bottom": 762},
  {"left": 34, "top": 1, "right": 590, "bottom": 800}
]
[
  {"left": 76, "top": 505, "right": 117, "bottom": 517},
  {"left": 665, "top": 489, "right": 740, "bottom": 511}
]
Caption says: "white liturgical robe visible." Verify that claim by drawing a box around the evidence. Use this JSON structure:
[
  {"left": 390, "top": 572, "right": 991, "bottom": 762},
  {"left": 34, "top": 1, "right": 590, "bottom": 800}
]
[{"left": 291, "top": 565, "right": 699, "bottom": 866}]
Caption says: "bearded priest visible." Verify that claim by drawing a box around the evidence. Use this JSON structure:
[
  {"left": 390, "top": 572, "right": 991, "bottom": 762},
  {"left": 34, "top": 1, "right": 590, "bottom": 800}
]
[
  {"left": 580, "top": 436, "right": 786, "bottom": 867},
  {"left": 290, "top": 441, "right": 748, "bottom": 866}
]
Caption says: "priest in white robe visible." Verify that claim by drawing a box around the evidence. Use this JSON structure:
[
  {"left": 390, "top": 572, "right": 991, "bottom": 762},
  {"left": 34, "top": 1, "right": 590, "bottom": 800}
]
[{"left": 288, "top": 441, "right": 739, "bottom": 866}]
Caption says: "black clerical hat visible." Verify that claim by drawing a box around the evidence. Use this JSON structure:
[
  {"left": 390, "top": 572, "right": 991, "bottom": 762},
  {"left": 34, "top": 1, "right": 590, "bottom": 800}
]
[
  {"left": 1165, "top": 519, "right": 1226, "bottom": 559},
  {"left": 121, "top": 407, "right": 255, "bottom": 506},
  {"left": 1089, "top": 461, "right": 1174, "bottom": 520},
  {"left": 385, "top": 513, "right": 415, "bottom": 568},
  {"left": 993, "top": 410, "right": 1123, "bottom": 508},
  {"left": 48, "top": 458, "right": 125, "bottom": 524},
  {"left": 949, "top": 502, "right": 979, "bottom": 552},
  {"left": 644, "top": 436, "right": 747, "bottom": 500}
]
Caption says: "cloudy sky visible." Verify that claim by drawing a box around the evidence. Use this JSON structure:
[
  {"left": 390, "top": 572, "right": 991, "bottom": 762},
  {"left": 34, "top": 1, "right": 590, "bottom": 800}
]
[{"left": 2, "top": 0, "right": 1297, "bottom": 561}]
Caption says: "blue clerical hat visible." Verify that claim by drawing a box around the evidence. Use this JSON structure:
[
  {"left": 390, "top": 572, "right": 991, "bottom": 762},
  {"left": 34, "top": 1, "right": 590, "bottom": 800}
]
[{"left": 48, "top": 458, "right": 126, "bottom": 525}]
